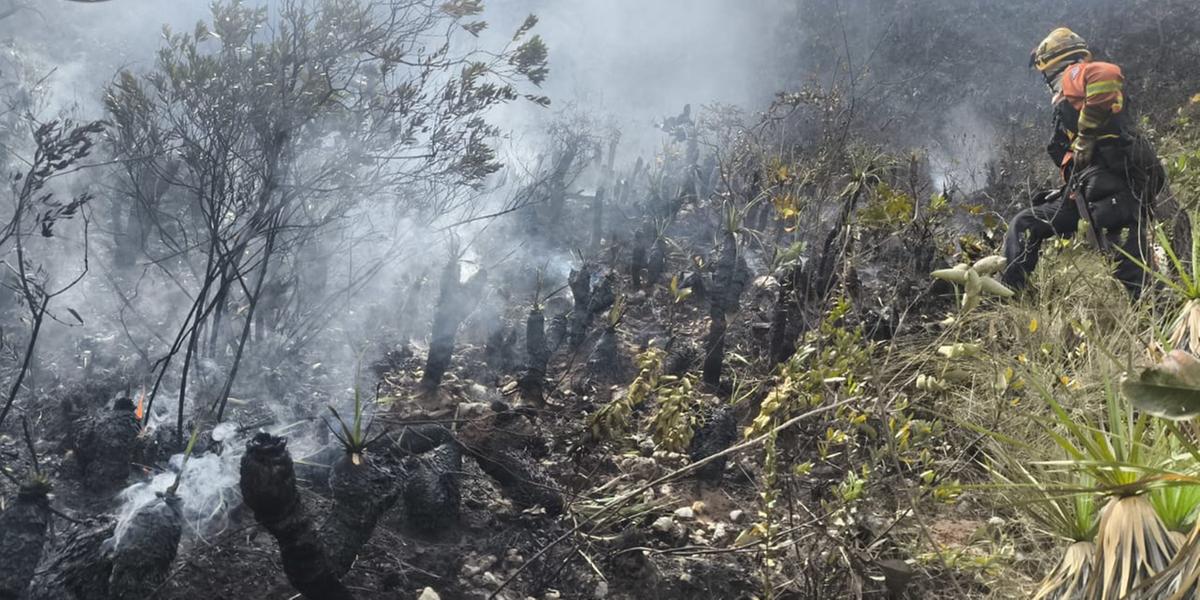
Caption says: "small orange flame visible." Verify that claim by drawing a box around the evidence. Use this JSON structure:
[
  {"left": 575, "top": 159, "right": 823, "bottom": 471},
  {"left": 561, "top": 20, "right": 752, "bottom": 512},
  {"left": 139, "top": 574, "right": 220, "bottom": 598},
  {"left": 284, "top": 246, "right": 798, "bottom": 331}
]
[{"left": 135, "top": 386, "right": 146, "bottom": 422}]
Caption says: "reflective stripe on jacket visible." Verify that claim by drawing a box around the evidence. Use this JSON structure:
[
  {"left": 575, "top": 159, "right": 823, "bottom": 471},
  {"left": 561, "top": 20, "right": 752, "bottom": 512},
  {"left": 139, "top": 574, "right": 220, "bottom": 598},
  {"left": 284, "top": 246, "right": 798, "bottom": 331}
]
[{"left": 1047, "top": 60, "right": 1133, "bottom": 173}]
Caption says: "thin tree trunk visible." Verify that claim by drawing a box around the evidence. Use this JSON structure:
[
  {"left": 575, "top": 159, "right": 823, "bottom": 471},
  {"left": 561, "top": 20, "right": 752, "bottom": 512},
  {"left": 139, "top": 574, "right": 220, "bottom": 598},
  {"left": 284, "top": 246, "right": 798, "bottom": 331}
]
[
  {"left": 217, "top": 229, "right": 277, "bottom": 421},
  {"left": 591, "top": 186, "right": 605, "bottom": 251},
  {"left": 702, "top": 310, "right": 726, "bottom": 387},
  {"left": 0, "top": 297, "right": 47, "bottom": 432},
  {"left": 519, "top": 307, "right": 547, "bottom": 404}
]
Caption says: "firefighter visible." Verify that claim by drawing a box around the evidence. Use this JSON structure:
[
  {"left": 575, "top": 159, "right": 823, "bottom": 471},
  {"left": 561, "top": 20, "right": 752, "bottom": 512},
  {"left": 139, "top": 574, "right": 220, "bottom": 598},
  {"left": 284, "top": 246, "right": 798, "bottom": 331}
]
[{"left": 1000, "top": 27, "right": 1165, "bottom": 298}]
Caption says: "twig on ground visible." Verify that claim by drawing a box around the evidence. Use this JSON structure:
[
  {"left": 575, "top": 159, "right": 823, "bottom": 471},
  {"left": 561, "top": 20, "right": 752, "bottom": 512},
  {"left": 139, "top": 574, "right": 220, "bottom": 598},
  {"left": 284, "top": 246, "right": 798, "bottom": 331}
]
[{"left": 488, "top": 397, "right": 856, "bottom": 599}]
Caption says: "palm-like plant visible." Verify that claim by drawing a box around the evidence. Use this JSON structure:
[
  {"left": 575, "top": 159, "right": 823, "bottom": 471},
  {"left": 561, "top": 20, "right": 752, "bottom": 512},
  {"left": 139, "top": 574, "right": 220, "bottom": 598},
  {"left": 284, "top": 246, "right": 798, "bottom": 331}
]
[
  {"left": 1118, "top": 219, "right": 1200, "bottom": 353},
  {"left": 1024, "top": 374, "right": 1180, "bottom": 599},
  {"left": 987, "top": 452, "right": 1097, "bottom": 600}
]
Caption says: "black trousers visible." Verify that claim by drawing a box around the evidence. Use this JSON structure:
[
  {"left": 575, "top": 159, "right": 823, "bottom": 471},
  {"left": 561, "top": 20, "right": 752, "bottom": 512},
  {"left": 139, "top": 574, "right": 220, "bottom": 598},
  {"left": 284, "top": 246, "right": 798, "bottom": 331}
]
[{"left": 1000, "top": 186, "right": 1148, "bottom": 298}]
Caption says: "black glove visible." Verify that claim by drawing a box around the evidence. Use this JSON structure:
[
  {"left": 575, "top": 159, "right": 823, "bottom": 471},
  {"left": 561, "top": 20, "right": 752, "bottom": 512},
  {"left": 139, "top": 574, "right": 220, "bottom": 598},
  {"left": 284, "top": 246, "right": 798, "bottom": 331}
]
[{"left": 1032, "top": 188, "right": 1063, "bottom": 206}]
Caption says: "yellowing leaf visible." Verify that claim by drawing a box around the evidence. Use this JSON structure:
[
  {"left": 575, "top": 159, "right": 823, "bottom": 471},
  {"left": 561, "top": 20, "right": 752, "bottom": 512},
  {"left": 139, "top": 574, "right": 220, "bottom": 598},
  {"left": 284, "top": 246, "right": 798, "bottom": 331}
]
[{"left": 1029, "top": 318, "right": 1039, "bottom": 334}]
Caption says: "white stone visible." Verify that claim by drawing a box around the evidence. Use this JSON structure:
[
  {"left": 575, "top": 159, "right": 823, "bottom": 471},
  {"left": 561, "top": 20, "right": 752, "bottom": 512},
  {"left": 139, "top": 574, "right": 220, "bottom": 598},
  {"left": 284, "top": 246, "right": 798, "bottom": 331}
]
[
  {"left": 652, "top": 516, "right": 675, "bottom": 533},
  {"left": 418, "top": 588, "right": 441, "bottom": 600}
]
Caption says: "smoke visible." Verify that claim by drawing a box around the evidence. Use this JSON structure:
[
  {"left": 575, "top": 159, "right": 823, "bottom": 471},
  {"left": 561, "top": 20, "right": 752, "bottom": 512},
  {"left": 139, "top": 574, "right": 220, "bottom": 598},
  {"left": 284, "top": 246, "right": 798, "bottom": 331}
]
[
  {"left": 7, "top": 0, "right": 1193, "bottom": 543},
  {"left": 114, "top": 426, "right": 242, "bottom": 546},
  {"left": 113, "top": 421, "right": 330, "bottom": 547},
  {"left": 481, "top": 0, "right": 791, "bottom": 163},
  {"left": 928, "top": 103, "right": 1000, "bottom": 193},
  {"left": 7, "top": 1, "right": 212, "bottom": 115}
]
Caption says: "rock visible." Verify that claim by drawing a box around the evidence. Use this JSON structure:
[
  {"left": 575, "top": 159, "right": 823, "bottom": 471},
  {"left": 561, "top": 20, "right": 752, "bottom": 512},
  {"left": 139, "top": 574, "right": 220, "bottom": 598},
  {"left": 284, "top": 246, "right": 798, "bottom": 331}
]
[
  {"left": 419, "top": 588, "right": 441, "bottom": 600},
  {"left": 651, "top": 516, "right": 675, "bottom": 533},
  {"left": 690, "top": 500, "right": 705, "bottom": 515},
  {"left": 594, "top": 580, "right": 609, "bottom": 599},
  {"left": 729, "top": 509, "right": 745, "bottom": 523},
  {"left": 877, "top": 558, "right": 915, "bottom": 597},
  {"left": 481, "top": 571, "right": 503, "bottom": 590},
  {"left": 461, "top": 554, "right": 497, "bottom": 579},
  {"left": 712, "top": 522, "right": 732, "bottom": 545},
  {"left": 544, "top": 590, "right": 562, "bottom": 600},
  {"left": 467, "top": 383, "right": 494, "bottom": 402},
  {"left": 673, "top": 506, "right": 695, "bottom": 520},
  {"left": 457, "top": 402, "right": 491, "bottom": 420},
  {"left": 620, "top": 456, "right": 657, "bottom": 480},
  {"left": 753, "top": 275, "right": 780, "bottom": 293}
]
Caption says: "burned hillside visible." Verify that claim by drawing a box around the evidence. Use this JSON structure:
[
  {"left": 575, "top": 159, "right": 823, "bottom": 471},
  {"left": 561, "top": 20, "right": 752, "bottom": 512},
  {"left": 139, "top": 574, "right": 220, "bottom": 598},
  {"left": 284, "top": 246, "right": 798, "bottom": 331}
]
[{"left": 3, "top": 1, "right": 1200, "bottom": 599}]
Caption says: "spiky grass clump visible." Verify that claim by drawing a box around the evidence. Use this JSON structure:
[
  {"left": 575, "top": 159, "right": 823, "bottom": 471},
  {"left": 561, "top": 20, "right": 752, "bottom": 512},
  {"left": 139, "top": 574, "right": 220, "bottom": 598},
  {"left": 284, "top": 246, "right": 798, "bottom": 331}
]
[
  {"left": 987, "top": 459, "right": 1097, "bottom": 600},
  {"left": 327, "top": 378, "right": 383, "bottom": 465}
]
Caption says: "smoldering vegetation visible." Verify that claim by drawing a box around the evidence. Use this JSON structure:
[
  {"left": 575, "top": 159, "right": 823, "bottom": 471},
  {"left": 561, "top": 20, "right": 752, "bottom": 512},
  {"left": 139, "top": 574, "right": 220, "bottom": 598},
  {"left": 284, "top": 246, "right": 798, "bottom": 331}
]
[{"left": 0, "top": 1, "right": 1198, "bottom": 599}]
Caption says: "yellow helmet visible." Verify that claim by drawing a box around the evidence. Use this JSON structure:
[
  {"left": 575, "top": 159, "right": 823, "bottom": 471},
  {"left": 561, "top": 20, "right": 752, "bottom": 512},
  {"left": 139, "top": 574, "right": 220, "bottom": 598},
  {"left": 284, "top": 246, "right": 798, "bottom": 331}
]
[{"left": 1030, "top": 27, "right": 1092, "bottom": 72}]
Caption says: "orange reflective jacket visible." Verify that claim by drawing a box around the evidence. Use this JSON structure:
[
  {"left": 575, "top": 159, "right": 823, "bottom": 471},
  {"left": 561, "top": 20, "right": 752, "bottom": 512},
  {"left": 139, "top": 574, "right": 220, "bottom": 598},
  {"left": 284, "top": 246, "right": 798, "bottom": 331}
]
[{"left": 1048, "top": 60, "right": 1132, "bottom": 172}]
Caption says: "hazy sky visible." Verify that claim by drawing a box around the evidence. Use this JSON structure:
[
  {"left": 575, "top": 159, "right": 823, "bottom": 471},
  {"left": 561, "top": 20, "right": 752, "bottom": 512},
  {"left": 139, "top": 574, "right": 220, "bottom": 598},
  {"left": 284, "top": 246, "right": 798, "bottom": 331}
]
[{"left": 7, "top": 0, "right": 789, "bottom": 163}]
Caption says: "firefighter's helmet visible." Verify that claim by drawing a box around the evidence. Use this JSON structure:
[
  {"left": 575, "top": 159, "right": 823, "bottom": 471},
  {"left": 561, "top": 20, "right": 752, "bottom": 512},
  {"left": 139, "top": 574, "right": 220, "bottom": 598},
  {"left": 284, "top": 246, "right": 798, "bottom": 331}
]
[{"left": 1030, "top": 28, "right": 1091, "bottom": 73}]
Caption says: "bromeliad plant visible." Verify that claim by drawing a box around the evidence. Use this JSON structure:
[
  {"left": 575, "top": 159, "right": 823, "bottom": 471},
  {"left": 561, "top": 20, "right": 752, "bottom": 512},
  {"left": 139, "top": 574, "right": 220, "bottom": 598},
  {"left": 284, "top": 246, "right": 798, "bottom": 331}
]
[{"left": 1113, "top": 211, "right": 1200, "bottom": 356}]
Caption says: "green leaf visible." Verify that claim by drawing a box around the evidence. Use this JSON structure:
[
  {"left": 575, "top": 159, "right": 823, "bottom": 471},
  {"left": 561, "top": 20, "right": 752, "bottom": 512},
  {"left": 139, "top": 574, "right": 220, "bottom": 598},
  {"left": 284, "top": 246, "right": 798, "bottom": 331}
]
[{"left": 1122, "top": 350, "right": 1200, "bottom": 420}]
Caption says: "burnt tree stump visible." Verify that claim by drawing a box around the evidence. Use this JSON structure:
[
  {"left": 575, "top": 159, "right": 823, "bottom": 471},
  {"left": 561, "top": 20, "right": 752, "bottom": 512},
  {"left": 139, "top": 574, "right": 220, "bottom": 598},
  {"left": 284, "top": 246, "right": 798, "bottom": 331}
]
[
  {"left": 702, "top": 231, "right": 748, "bottom": 388},
  {"left": 320, "top": 454, "right": 402, "bottom": 574},
  {"left": 461, "top": 412, "right": 563, "bottom": 515},
  {"left": 401, "top": 441, "right": 463, "bottom": 533},
  {"left": 25, "top": 516, "right": 115, "bottom": 600},
  {"left": 240, "top": 433, "right": 355, "bottom": 600},
  {"left": 689, "top": 404, "right": 737, "bottom": 481},
  {"left": 565, "top": 265, "right": 594, "bottom": 349},
  {"left": 69, "top": 398, "right": 139, "bottom": 494},
  {"left": 422, "top": 258, "right": 487, "bottom": 390},
  {"left": 0, "top": 482, "right": 51, "bottom": 600},
  {"left": 108, "top": 495, "right": 183, "bottom": 599},
  {"left": 519, "top": 307, "right": 548, "bottom": 404}
]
